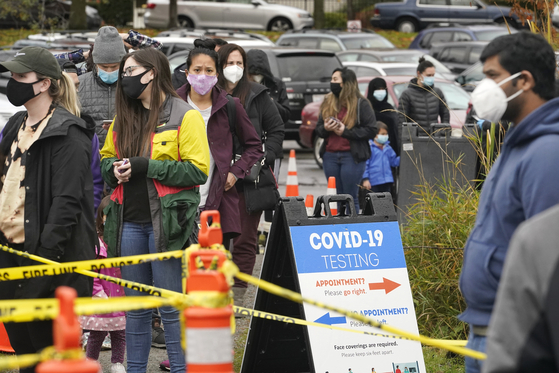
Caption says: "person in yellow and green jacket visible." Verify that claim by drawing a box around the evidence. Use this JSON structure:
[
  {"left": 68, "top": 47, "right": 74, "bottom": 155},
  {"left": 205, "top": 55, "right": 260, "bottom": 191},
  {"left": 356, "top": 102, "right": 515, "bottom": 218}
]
[{"left": 100, "top": 48, "right": 210, "bottom": 373}]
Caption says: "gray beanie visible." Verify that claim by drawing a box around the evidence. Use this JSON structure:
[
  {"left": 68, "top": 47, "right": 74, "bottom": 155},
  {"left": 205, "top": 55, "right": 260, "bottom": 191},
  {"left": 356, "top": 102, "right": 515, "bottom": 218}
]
[{"left": 92, "top": 26, "right": 126, "bottom": 64}]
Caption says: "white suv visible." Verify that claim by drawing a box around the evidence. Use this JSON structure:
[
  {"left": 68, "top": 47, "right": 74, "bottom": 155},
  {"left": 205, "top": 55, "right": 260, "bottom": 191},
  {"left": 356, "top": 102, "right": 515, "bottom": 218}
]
[{"left": 145, "top": 0, "right": 313, "bottom": 31}]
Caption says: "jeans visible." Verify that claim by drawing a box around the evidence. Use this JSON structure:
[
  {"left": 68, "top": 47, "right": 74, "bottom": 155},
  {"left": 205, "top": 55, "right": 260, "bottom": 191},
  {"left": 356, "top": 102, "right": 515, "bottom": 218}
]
[
  {"left": 465, "top": 329, "right": 486, "bottom": 373},
  {"left": 322, "top": 151, "right": 366, "bottom": 213},
  {"left": 120, "top": 222, "right": 185, "bottom": 373}
]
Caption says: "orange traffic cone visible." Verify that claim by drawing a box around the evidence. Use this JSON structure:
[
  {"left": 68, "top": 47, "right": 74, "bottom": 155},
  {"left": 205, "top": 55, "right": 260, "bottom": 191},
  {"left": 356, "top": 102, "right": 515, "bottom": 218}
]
[
  {"left": 0, "top": 323, "right": 14, "bottom": 353},
  {"left": 326, "top": 177, "right": 337, "bottom": 215},
  {"left": 305, "top": 194, "right": 314, "bottom": 216},
  {"left": 285, "top": 149, "right": 299, "bottom": 197},
  {"left": 36, "top": 287, "right": 100, "bottom": 373}
]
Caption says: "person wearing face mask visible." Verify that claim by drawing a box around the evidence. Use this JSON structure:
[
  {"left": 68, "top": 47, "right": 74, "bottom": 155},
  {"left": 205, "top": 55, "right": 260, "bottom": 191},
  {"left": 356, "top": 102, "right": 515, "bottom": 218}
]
[
  {"left": 246, "top": 49, "right": 291, "bottom": 124},
  {"left": 366, "top": 77, "right": 399, "bottom": 156},
  {"left": 316, "top": 67, "right": 377, "bottom": 213},
  {"left": 398, "top": 57, "right": 450, "bottom": 132},
  {"left": 217, "top": 44, "right": 284, "bottom": 306},
  {"left": 456, "top": 31, "right": 559, "bottom": 373},
  {"left": 78, "top": 26, "right": 127, "bottom": 149},
  {"left": 361, "top": 122, "right": 400, "bottom": 194},
  {"left": 100, "top": 48, "right": 211, "bottom": 373},
  {"left": 0, "top": 47, "right": 97, "bottom": 373}
]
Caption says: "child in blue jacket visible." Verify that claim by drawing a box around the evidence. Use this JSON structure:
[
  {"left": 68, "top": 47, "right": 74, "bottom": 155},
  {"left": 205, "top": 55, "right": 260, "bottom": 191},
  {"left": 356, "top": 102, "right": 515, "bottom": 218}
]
[{"left": 362, "top": 122, "right": 400, "bottom": 193}]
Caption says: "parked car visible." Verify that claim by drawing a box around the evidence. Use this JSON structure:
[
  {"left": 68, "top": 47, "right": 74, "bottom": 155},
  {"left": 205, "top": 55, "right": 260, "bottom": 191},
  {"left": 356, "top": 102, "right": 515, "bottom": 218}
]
[
  {"left": 337, "top": 49, "right": 456, "bottom": 80},
  {"left": 300, "top": 76, "right": 470, "bottom": 167},
  {"left": 342, "top": 61, "right": 448, "bottom": 80},
  {"left": 454, "top": 61, "right": 484, "bottom": 92},
  {"left": 157, "top": 35, "right": 273, "bottom": 56},
  {"left": 144, "top": 0, "right": 313, "bottom": 31},
  {"left": 409, "top": 24, "right": 515, "bottom": 53},
  {"left": 157, "top": 28, "right": 275, "bottom": 44},
  {"left": 429, "top": 41, "right": 488, "bottom": 74},
  {"left": 276, "top": 29, "right": 395, "bottom": 52},
  {"left": 371, "top": 0, "right": 518, "bottom": 33},
  {"left": 0, "top": 0, "right": 102, "bottom": 29}
]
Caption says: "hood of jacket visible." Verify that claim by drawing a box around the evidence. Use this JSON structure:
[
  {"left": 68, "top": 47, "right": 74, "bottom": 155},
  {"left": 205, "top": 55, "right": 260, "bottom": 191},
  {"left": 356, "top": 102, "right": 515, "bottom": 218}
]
[
  {"left": 502, "top": 96, "right": 559, "bottom": 148},
  {"left": 247, "top": 49, "right": 274, "bottom": 81}
]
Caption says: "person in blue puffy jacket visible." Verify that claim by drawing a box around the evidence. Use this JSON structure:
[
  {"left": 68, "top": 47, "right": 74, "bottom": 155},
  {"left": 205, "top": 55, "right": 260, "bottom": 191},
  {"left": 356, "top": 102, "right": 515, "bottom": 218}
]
[{"left": 361, "top": 121, "right": 400, "bottom": 193}]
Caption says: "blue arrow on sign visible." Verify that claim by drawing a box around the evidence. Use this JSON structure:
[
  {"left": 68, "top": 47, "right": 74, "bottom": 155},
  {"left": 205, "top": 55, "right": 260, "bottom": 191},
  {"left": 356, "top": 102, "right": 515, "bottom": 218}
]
[{"left": 314, "top": 312, "right": 347, "bottom": 325}]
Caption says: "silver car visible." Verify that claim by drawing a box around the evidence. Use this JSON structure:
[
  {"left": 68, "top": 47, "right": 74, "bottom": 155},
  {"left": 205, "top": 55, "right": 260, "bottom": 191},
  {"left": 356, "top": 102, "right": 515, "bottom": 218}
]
[{"left": 144, "top": 0, "right": 314, "bottom": 31}]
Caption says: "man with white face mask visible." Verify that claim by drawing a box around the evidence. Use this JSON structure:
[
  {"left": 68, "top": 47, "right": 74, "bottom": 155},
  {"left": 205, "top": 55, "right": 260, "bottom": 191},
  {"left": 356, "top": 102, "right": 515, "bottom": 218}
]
[{"left": 458, "top": 31, "right": 559, "bottom": 373}]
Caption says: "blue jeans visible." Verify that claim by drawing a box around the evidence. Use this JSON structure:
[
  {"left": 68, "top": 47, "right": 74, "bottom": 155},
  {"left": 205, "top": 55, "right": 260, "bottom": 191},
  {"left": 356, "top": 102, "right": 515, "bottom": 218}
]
[
  {"left": 120, "top": 222, "right": 185, "bottom": 373},
  {"left": 465, "top": 329, "right": 486, "bottom": 373},
  {"left": 322, "top": 151, "right": 366, "bottom": 213}
]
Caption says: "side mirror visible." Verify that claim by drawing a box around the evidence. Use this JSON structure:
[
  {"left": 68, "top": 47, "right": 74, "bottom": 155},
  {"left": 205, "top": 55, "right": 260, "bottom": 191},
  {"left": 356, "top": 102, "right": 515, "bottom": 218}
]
[
  {"left": 476, "top": 3, "right": 484, "bottom": 9},
  {"left": 252, "top": 1, "right": 261, "bottom": 6},
  {"left": 455, "top": 75, "right": 466, "bottom": 85}
]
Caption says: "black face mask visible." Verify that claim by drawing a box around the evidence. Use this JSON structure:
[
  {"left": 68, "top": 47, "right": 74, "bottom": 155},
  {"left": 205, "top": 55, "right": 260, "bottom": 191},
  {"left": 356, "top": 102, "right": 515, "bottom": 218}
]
[
  {"left": 121, "top": 69, "right": 152, "bottom": 100},
  {"left": 330, "top": 82, "right": 342, "bottom": 97},
  {"left": 7, "top": 78, "right": 43, "bottom": 107}
]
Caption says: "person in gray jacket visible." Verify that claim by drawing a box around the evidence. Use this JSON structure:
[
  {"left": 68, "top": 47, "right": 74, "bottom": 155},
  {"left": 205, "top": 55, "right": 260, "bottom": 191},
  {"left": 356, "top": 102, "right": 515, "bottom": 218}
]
[
  {"left": 398, "top": 57, "right": 450, "bottom": 132},
  {"left": 483, "top": 203, "right": 559, "bottom": 373},
  {"left": 78, "top": 26, "right": 126, "bottom": 149}
]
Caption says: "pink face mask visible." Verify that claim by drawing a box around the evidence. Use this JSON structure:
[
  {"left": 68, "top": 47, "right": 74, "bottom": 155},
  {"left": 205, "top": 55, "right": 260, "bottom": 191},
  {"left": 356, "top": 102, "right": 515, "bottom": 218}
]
[{"left": 187, "top": 74, "right": 217, "bottom": 96}]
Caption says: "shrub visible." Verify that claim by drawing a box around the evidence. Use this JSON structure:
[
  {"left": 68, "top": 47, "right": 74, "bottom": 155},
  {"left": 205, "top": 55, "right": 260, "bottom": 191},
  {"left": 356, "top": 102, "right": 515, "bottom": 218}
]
[{"left": 324, "top": 12, "right": 347, "bottom": 29}]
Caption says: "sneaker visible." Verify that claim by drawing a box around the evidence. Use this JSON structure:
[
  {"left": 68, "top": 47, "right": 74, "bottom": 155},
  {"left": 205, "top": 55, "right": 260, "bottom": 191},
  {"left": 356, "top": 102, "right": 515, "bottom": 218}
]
[
  {"left": 102, "top": 334, "right": 112, "bottom": 350},
  {"left": 152, "top": 326, "right": 166, "bottom": 348},
  {"left": 159, "top": 359, "right": 170, "bottom": 371},
  {"left": 111, "top": 362, "right": 126, "bottom": 373}
]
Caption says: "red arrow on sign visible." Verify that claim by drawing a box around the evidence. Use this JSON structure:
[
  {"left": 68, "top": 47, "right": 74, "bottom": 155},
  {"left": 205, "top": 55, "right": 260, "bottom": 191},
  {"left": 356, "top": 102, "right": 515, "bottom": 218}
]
[{"left": 368, "top": 278, "right": 401, "bottom": 294}]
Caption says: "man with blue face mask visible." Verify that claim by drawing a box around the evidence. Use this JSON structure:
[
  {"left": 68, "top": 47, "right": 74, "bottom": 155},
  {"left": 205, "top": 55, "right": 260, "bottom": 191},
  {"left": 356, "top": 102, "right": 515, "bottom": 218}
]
[
  {"left": 458, "top": 31, "right": 559, "bottom": 373},
  {"left": 78, "top": 26, "right": 126, "bottom": 148}
]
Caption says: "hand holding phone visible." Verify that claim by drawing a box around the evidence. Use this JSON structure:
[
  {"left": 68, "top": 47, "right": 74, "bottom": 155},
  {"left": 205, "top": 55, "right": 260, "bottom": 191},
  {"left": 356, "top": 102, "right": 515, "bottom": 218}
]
[{"left": 118, "top": 159, "right": 129, "bottom": 174}]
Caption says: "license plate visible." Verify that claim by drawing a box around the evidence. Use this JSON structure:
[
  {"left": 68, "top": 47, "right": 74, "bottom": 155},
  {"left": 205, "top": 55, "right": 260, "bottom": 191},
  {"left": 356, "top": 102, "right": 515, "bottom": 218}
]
[{"left": 312, "top": 94, "right": 325, "bottom": 102}]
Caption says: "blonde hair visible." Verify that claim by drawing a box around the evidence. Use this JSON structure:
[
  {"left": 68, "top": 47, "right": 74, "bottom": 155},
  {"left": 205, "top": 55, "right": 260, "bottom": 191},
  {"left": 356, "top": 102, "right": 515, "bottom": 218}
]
[
  {"left": 320, "top": 68, "right": 367, "bottom": 130},
  {"left": 36, "top": 72, "right": 81, "bottom": 117}
]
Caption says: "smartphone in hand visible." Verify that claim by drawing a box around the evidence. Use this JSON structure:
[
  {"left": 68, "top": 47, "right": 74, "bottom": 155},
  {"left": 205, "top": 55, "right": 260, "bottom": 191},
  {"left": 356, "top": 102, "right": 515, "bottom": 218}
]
[{"left": 118, "top": 159, "right": 129, "bottom": 174}]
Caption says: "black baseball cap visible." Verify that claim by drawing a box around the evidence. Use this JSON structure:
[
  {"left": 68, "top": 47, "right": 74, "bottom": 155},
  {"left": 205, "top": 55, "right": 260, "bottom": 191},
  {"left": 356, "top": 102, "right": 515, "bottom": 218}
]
[{"left": 0, "top": 47, "right": 61, "bottom": 80}]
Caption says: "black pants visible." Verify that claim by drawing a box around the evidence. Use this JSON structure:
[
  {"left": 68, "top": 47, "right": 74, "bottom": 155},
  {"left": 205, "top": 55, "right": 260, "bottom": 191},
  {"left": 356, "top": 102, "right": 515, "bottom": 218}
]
[
  {"left": 0, "top": 246, "right": 53, "bottom": 373},
  {"left": 370, "top": 183, "right": 392, "bottom": 193}
]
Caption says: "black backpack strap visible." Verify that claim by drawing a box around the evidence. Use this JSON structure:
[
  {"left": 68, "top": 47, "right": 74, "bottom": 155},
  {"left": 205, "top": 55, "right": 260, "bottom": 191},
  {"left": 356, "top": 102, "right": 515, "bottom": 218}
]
[{"left": 225, "top": 94, "right": 242, "bottom": 158}]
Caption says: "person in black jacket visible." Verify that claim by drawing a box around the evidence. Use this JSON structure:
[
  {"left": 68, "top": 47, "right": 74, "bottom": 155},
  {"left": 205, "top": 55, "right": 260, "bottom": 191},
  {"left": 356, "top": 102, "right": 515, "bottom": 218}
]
[
  {"left": 217, "top": 44, "right": 285, "bottom": 305},
  {"left": 398, "top": 57, "right": 450, "bottom": 132},
  {"left": 0, "top": 47, "right": 96, "bottom": 373},
  {"left": 316, "top": 67, "right": 377, "bottom": 213},
  {"left": 367, "top": 77, "right": 400, "bottom": 155},
  {"left": 246, "top": 49, "right": 291, "bottom": 124}
]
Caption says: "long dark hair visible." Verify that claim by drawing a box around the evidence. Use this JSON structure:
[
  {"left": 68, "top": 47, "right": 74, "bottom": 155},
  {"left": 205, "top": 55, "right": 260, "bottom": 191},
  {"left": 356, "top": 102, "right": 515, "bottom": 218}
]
[
  {"left": 320, "top": 67, "right": 366, "bottom": 130},
  {"left": 114, "top": 48, "right": 179, "bottom": 158},
  {"left": 217, "top": 44, "right": 251, "bottom": 105}
]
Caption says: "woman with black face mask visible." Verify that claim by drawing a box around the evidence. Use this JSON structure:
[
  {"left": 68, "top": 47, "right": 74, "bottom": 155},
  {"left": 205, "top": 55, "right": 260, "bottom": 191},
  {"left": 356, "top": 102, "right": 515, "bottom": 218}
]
[
  {"left": 315, "top": 67, "right": 377, "bottom": 213},
  {"left": 100, "top": 48, "right": 210, "bottom": 373}
]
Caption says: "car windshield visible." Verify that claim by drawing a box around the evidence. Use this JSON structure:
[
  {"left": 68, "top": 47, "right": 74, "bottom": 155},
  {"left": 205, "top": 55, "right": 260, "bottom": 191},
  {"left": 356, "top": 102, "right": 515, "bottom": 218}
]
[
  {"left": 168, "top": 53, "right": 189, "bottom": 72},
  {"left": 392, "top": 81, "right": 470, "bottom": 110},
  {"left": 474, "top": 29, "right": 516, "bottom": 41},
  {"left": 277, "top": 55, "right": 342, "bottom": 82},
  {"left": 382, "top": 53, "right": 452, "bottom": 74},
  {"left": 342, "top": 36, "right": 395, "bottom": 49},
  {"left": 382, "top": 67, "right": 417, "bottom": 76}
]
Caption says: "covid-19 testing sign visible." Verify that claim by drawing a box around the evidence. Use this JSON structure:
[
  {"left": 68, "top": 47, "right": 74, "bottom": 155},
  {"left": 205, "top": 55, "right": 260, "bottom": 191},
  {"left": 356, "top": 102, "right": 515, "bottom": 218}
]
[{"left": 289, "top": 221, "right": 426, "bottom": 373}]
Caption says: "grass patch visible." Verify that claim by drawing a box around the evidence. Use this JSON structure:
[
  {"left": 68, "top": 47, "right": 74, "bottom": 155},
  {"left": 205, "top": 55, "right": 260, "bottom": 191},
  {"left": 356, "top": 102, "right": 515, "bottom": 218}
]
[
  {"left": 233, "top": 326, "right": 249, "bottom": 372},
  {"left": 423, "top": 346, "right": 465, "bottom": 373},
  {"left": 375, "top": 29, "right": 418, "bottom": 48}
]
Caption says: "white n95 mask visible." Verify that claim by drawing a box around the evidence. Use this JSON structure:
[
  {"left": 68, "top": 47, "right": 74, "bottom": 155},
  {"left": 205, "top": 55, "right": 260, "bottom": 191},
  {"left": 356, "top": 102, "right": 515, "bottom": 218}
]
[
  {"left": 471, "top": 72, "right": 523, "bottom": 123},
  {"left": 223, "top": 65, "right": 244, "bottom": 84}
]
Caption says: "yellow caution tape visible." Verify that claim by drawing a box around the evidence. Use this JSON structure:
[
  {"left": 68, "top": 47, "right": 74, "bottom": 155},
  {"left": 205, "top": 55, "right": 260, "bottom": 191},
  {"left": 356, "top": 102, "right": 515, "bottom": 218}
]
[
  {"left": 233, "top": 305, "right": 467, "bottom": 347},
  {"left": 0, "top": 346, "right": 84, "bottom": 371},
  {"left": 226, "top": 263, "right": 485, "bottom": 360}
]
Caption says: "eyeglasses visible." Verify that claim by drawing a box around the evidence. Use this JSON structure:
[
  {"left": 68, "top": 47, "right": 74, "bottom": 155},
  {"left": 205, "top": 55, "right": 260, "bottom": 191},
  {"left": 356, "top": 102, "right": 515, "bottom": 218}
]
[{"left": 121, "top": 65, "right": 145, "bottom": 78}]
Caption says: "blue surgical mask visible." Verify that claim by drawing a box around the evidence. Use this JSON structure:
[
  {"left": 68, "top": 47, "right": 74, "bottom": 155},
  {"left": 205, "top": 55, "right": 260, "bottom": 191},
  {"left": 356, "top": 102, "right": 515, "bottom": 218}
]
[
  {"left": 423, "top": 76, "right": 435, "bottom": 87},
  {"left": 373, "top": 90, "right": 387, "bottom": 101},
  {"left": 376, "top": 134, "right": 389, "bottom": 144},
  {"left": 98, "top": 68, "right": 119, "bottom": 85}
]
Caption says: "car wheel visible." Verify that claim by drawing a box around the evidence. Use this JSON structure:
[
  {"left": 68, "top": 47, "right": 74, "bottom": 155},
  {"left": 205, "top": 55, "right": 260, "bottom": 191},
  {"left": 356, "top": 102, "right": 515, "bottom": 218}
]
[
  {"left": 178, "top": 16, "right": 194, "bottom": 28},
  {"left": 268, "top": 17, "right": 293, "bottom": 32},
  {"left": 396, "top": 17, "right": 417, "bottom": 33},
  {"left": 313, "top": 137, "right": 324, "bottom": 169}
]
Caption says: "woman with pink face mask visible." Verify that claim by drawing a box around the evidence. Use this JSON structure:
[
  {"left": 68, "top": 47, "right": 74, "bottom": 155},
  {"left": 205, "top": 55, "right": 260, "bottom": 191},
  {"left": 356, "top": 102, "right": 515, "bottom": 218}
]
[{"left": 176, "top": 39, "right": 263, "bottom": 249}]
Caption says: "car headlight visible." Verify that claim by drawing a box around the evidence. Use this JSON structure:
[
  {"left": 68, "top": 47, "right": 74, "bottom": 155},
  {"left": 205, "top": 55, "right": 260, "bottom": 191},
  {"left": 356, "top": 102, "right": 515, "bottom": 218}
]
[{"left": 298, "top": 13, "right": 311, "bottom": 18}]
